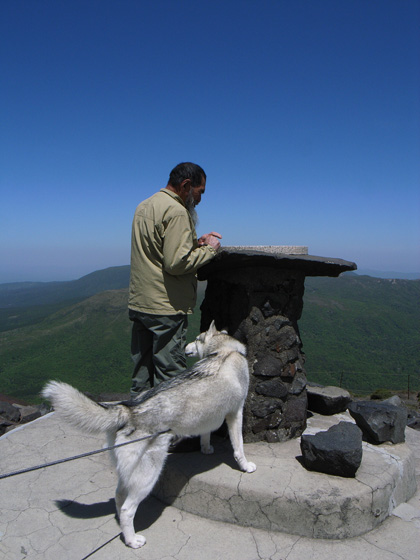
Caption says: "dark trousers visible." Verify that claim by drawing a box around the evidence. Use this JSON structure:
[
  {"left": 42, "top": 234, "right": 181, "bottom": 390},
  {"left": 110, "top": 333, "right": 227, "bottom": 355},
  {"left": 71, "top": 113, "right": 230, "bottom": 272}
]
[{"left": 129, "top": 310, "right": 188, "bottom": 396}]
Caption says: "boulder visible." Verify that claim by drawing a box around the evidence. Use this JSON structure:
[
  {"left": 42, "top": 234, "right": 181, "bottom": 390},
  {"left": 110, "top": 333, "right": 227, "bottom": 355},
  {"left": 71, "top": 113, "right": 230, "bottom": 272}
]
[
  {"left": 0, "top": 401, "right": 21, "bottom": 436},
  {"left": 300, "top": 421, "right": 363, "bottom": 478},
  {"left": 18, "top": 403, "right": 50, "bottom": 425},
  {"left": 374, "top": 396, "right": 420, "bottom": 431},
  {"left": 382, "top": 395, "right": 403, "bottom": 407},
  {"left": 0, "top": 401, "right": 50, "bottom": 435},
  {"left": 0, "top": 401, "right": 21, "bottom": 423},
  {"left": 407, "top": 409, "right": 420, "bottom": 431},
  {"left": 348, "top": 401, "right": 407, "bottom": 444},
  {"left": 307, "top": 384, "right": 352, "bottom": 415}
]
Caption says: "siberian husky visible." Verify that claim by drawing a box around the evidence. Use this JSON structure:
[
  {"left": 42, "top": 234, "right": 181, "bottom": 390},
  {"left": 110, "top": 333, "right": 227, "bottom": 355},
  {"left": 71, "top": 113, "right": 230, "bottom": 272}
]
[{"left": 42, "top": 321, "right": 256, "bottom": 549}]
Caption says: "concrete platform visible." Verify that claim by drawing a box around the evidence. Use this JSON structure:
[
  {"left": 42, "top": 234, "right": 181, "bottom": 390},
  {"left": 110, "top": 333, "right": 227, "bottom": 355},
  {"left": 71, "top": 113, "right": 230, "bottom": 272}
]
[
  {"left": 0, "top": 411, "right": 419, "bottom": 560},
  {"left": 154, "top": 412, "right": 417, "bottom": 539}
]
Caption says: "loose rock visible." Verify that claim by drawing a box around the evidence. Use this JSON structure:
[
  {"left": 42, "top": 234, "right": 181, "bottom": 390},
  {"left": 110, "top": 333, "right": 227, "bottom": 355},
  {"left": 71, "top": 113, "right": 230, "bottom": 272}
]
[
  {"left": 307, "top": 384, "right": 352, "bottom": 415},
  {"left": 300, "top": 421, "right": 363, "bottom": 477},
  {"left": 348, "top": 401, "right": 407, "bottom": 444}
]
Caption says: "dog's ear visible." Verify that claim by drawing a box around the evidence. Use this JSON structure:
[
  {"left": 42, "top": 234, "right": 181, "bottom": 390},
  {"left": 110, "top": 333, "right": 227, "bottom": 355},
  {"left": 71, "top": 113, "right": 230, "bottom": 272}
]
[
  {"left": 207, "top": 320, "right": 217, "bottom": 335},
  {"left": 221, "top": 329, "right": 228, "bottom": 334}
]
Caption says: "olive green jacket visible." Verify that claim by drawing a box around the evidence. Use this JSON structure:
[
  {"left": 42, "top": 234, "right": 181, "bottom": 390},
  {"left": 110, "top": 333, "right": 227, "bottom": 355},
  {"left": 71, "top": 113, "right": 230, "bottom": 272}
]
[{"left": 128, "top": 189, "right": 217, "bottom": 315}]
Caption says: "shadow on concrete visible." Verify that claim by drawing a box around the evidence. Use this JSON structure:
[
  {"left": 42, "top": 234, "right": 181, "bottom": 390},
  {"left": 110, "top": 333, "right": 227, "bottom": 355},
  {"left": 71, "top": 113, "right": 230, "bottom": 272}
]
[
  {"left": 55, "top": 498, "right": 116, "bottom": 519},
  {"left": 56, "top": 495, "right": 170, "bottom": 533},
  {"left": 53, "top": 435, "right": 236, "bottom": 534},
  {"left": 153, "top": 435, "right": 241, "bottom": 507}
]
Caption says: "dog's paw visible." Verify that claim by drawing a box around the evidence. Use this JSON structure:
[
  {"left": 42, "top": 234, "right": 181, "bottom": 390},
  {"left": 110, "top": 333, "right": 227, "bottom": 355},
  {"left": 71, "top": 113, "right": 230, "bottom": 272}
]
[
  {"left": 125, "top": 534, "right": 146, "bottom": 549},
  {"left": 235, "top": 454, "right": 257, "bottom": 473},
  {"left": 201, "top": 444, "right": 214, "bottom": 455}
]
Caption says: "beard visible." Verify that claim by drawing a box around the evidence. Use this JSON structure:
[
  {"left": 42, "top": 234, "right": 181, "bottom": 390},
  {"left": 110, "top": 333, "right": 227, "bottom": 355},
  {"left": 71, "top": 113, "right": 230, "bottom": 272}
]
[{"left": 185, "top": 192, "right": 199, "bottom": 227}]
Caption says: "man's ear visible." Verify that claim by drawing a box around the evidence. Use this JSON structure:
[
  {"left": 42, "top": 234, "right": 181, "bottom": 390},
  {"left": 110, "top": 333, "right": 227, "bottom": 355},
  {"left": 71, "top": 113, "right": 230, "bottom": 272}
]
[{"left": 180, "top": 178, "right": 191, "bottom": 191}]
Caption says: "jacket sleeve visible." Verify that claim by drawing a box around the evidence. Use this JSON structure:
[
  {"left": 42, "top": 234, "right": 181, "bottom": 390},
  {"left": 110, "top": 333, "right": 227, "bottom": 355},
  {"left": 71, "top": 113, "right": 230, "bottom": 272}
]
[{"left": 162, "top": 213, "right": 217, "bottom": 275}]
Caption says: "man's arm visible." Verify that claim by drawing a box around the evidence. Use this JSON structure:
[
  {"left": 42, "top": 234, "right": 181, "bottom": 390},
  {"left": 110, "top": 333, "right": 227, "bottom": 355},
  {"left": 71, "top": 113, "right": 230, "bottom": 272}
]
[{"left": 162, "top": 216, "right": 221, "bottom": 275}]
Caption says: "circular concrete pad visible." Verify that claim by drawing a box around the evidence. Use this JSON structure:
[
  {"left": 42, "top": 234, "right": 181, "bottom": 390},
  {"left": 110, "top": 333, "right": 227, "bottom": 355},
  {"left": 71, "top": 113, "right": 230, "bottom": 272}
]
[{"left": 153, "top": 412, "right": 417, "bottom": 539}]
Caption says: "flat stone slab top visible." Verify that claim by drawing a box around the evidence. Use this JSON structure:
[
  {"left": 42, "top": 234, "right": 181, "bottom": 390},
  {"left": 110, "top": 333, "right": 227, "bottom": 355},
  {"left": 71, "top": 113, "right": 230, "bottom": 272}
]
[
  {"left": 226, "top": 245, "right": 309, "bottom": 254},
  {"left": 198, "top": 247, "right": 357, "bottom": 279}
]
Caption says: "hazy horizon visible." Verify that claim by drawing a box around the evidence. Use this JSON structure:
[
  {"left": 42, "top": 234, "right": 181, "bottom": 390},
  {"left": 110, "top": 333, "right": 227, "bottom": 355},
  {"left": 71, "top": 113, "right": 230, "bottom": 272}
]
[{"left": 1, "top": 262, "right": 419, "bottom": 285}]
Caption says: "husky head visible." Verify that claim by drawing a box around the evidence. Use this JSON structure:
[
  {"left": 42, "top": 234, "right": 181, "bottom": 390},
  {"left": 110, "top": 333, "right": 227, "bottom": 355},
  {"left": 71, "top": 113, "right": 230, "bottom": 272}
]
[{"left": 185, "top": 320, "right": 244, "bottom": 359}]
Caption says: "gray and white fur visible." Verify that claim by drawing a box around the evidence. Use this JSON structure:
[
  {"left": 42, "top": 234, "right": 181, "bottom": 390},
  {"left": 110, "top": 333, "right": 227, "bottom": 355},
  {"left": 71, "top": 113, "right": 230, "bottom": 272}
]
[{"left": 42, "top": 321, "right": 256, "bottom": 549}]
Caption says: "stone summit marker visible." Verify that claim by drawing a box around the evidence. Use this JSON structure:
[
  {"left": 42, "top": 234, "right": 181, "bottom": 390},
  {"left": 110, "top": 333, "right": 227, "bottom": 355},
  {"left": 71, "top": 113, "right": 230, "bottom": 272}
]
[{"left": 197, "top": 246, "right": 357, "bottom": 443}]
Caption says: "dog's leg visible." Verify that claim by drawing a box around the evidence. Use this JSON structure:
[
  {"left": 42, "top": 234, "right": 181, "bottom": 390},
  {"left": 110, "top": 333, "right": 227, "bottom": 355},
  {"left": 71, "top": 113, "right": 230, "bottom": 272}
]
[
  {"left": 115, "top": 479, "right": 128, "bottom": 520},
  {"left": 200, "top": 432, "right": 214, "bottom": 454},
  {"left": 119, "top": 486, "right": 148, "bottom": 548},
  {"left": 106, "top": 432, "right": 128, "bottom": 518},
  {"left": 225, "top": 410, "right": 256, "bottom": 473},
  {"left": 117, "top": 433, "right": 171, "bottom": 548},
  {"left": 115, "top": 440, "right": 148, "bottom": 548}
]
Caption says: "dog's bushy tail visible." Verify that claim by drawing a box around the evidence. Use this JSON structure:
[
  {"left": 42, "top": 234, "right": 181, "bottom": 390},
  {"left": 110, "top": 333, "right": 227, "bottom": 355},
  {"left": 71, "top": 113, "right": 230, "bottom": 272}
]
[{"left": 42, "top": 381, "right": 129, "bottom": 434}]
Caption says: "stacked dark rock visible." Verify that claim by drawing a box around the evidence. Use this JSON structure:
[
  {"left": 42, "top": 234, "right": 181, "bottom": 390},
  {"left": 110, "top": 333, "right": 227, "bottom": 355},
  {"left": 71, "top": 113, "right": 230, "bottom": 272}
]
[{"left": 199, "top": 265, "right": 308, "bottom": 443}]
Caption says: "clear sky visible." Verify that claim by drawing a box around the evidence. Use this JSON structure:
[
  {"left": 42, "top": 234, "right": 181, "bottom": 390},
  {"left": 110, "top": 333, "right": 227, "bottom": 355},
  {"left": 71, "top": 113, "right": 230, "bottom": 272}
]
[{"left": 1, "top": 0, "right": 419, "bottom": 282}]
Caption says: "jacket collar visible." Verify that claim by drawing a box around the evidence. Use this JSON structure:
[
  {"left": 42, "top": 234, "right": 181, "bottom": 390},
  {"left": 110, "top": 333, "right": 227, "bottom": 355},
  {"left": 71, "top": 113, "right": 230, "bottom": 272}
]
[{"left": 160, "top": 188, "right": 186, "bottom": 207}]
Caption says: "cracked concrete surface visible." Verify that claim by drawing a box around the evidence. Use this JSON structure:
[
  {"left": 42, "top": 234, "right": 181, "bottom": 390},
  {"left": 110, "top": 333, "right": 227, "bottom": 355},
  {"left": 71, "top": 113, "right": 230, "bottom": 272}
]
[
  {"left": 0, "top": 411, "right": 419, "bottom": 560},
  {"left": 154, "top": 412, "right": 417, "bottom": 539}
]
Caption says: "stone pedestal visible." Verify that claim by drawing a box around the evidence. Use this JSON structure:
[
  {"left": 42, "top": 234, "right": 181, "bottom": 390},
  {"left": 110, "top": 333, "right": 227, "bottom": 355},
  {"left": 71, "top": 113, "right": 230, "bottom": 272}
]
[{"left": 197, "top": 247, "right": 357, "bottom": 443}]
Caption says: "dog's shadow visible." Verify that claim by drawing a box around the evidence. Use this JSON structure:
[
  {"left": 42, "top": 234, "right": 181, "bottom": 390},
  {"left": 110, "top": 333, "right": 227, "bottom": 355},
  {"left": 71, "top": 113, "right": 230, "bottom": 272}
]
[
  {"left": 55, "top": 498, "right": 116, "bottom": 519},
  {"left": 55, "top": 495, "right": 167, "bottom": 535},
  {"left": 55, "top": 434, "right": 236, "bottom": 533},
  {"left": 157, "top": 434, "right": 238, "bottom": 502}
]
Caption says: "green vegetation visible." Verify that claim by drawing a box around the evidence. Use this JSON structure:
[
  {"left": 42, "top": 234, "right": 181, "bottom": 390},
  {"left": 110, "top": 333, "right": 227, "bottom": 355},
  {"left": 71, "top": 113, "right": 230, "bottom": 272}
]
[
  {"left": 0, "top": 299, "right": 83, "bottom": 332},
  {"left": 0, "top": 290, "right": 132, "bottom": 401},
  {"left": 370, "top": 388, "right": 394, "bottom": 400},
  {"left": 0, "top": 270, "right": 418, "bottom": 403},
  {"left": 0, "top": 285, "right": 204, "bottom": 403},
  {"left": 300, "top": 275, "right": 420, "bottom": 395}
]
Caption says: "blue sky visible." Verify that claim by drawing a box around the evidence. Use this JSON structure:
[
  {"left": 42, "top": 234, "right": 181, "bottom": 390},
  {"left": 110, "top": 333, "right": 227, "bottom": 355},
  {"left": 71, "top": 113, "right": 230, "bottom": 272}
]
[{"left": 1, "top": 0, "right": 419, "bottom": 282}]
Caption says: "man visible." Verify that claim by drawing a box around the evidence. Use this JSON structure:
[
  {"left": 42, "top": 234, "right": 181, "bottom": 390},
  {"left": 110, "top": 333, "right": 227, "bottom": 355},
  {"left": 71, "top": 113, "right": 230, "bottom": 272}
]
[{"left": 128, "top": 162, "right": 221, "bottom": 396}]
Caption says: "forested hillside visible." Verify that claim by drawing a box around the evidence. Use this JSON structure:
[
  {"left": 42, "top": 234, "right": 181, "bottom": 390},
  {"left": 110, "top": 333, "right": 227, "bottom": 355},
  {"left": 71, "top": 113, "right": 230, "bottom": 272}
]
[
  {"left": 0, "top": 287, "right": 202, "bottom": 402},
  {"left": 0, "top": 269, "right": 418, "bottom": 402},
  {"left": 0, "top": 290, "right": 132, "bottom": 400},
  {"left": 0, "top": 265, "right": 130, "bottom": 331},
  {"left": 300, "top": 275, "right": 420, "bottom": 394}
]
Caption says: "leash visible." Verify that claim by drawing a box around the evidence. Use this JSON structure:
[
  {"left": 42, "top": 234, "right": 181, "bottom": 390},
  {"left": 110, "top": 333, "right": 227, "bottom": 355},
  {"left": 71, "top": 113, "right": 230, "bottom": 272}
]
[{"left": 0, "top": 429, "right": 170, "bottom": 480}]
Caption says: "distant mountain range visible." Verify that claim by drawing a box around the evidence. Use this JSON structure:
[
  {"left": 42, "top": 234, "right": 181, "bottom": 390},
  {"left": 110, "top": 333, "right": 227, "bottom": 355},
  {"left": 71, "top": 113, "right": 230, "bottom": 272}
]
[
  {"left": 0, "top": 266, "right": 418, "bottom": 402},
  {"left": 1, "top": 264, "right": 419, "bottom": 309},
  {"left": 0, "top": 266, "right": 131, "bottom": 308},
  {"left": 0, "top": 266, "right": 131, "bottom": 331},
  {"left": 354, "top": 269, "right": 420, "bottom": 280}
]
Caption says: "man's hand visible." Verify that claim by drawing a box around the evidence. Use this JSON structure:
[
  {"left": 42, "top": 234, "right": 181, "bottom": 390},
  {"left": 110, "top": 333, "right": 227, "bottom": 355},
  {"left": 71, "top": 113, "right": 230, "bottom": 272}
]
[{"left": 198, "top": 231, "right": 222, "bottom": 250}]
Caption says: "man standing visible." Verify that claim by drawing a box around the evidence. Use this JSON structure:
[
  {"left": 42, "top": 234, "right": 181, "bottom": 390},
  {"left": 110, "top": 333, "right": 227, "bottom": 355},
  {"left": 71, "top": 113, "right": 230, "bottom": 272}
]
[{"left": 128, "top": 162, "right": 221, "bottom": 396}]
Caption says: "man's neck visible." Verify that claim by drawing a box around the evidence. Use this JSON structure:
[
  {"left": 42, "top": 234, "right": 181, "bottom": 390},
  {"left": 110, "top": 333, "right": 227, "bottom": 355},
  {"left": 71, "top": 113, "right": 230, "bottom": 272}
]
[{"left": 165, "top": 183, "right": 178, "bottom": 195}]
